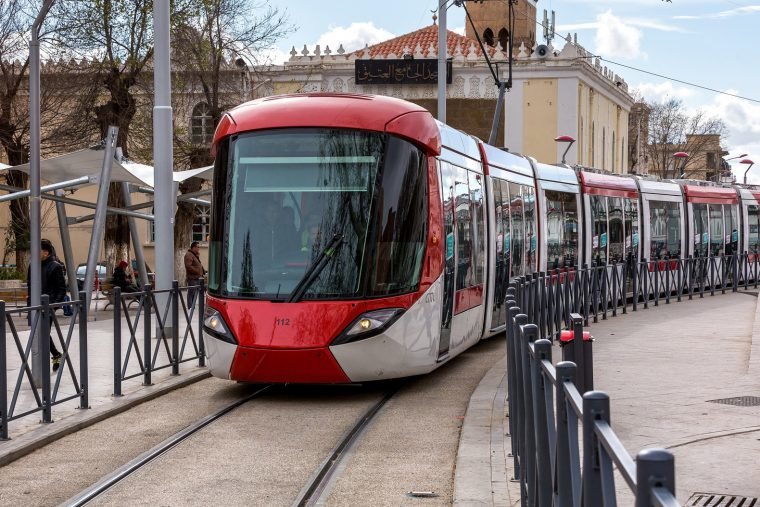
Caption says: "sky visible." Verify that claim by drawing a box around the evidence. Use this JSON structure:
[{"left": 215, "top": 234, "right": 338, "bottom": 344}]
[{"left": 266, "top": 0, "right": 760, "bottom": 182}]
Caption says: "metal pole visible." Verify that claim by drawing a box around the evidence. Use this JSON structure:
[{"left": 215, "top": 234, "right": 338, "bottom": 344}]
[
  {"left": 437, "top": 0, "right": 447, "bottom": 122},
  {"left": 54, "top": 189, "right": 79, "bottom": 298},
  {"left": 488, "top": 82, "right": 507, "bottom": 145},
  {"left": 153, "top": 0, "right": 176, "bottom": 331},
  {"left": 0, "top": 176, "right": 92, "bottom": 202},
  {"left": 0, "top": 301, "right": 7, "bottom": 440},
  {"left": 29, "top": 0, "right": 55, "bottom": 387},
  {"left": 121, "top": 183, "right": 149, "bottom": 289},
  {"left": 78, "top": 290, "right": 89, "bottom": 409},
  {"left": 84, "top": 127, "right": 119, "bottom": 309}
]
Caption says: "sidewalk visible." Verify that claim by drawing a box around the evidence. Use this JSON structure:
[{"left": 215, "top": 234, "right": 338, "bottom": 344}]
[
  {"left": 454, "top": 289, "right": 760, "bottom": 505},
  {"left": 0, "top": 306, "right": 209, "bottom": 466}
]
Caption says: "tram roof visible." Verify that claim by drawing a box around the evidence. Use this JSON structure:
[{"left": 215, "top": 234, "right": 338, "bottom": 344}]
[
  {"left": 636, "top": 178, "right": 682, "bottom": 197},
  {"left": 579, "top": 171, "right": 639, "bottom": 198},
  {"left": 531, "top": 161, "right": 579, "bottom": 190},
  {"left": 435, "top": 120, "right": 480, "bottom": 161},
  {"left": 213, "top": 93, "right": 441, "bottom": 156},
  {"left": 736, "top": 187, "right": 760, "bottom": 203},
  {"left": 683, "top": 184, "right": 739, "bottom": 204},
  {"left": 481, "top": 144, "right": 534, "bottom": 180}
]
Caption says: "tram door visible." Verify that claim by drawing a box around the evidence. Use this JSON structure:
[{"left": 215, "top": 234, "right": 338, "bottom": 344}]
[{"left": 438, "top": 162, "right": 457, "bottom": 359}]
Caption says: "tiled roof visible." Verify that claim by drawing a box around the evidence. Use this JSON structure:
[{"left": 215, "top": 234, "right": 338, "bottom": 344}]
[{"left": 352, "top": 23, "right": 495, "bottom": 58}]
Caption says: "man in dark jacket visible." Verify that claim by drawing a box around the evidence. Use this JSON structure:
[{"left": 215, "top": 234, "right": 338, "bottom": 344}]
[
  {"left": 27, "top": 239, "right": 66, "bottom": 371},
  {"left": 184, "top": 241, "right": 205, "bottom": 307}
]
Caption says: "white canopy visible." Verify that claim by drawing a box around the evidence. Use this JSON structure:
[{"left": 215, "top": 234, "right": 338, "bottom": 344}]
[{"left": 0, "top": 147, "right": 213, "bottom": 189}]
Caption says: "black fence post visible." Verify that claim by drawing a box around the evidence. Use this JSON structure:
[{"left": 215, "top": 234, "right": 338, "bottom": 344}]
[
  {"left": 40, "top": 295, "right": 52, "bottom": 423},
  {"left": 733, "top": 253, "right": 739, "bottom": 293},
  {"left": 744, "top": 252, "right": 749, "bottom": 291},
  {"left": 721, "top": 255, "right": 727, "bottom": 294},
  {"left": 506, "top": 305, "right": 522, "bottom": 479},
  {"left": 0, "top": 301, "right": 7, "bottom": 440},
  {"left": 143, "top": 284, "right": 153, "bottom": 386},
  {"left": 642, "top": 259, "right": 649, "bottom": 309},
  {"left": 171, "top": 281, "right": 180, "bottom": 375},
  {"left": 621, "top": 262, "right": 628, "bottom": 314},
  {"left": 591, "top": 267, "right": 599, "bottom": 324},
  {"left": 635, "top": 448, "right": 676, "bottom": 507},
  {"left": 654, "top": 259, "right": 660, "bottom": 307},
  {"left": 520, "top": 323, "right": 539, "bottom": 506},
  {"left": 513, "top": 314, "right": 528, "bottom": 496},
  {"left": 113, "top": 287, "right": 122, "bottom": 397},
  {"left": 78, "top": 291, "right": 89, "bottom": 409},
  {"left": 564, "top": 269, "right": 572, "bottom": 329},
  {"left": 582, "top": 391, "right": 609, "bottom": 506},
  {"left": 688, "top": 256, "right": 694, "bottom": 300},
  {"left": 532, "top": 338, "right": 553, "bottom": 506},
  {"left": 677, "top": 258, "right": 682, "bottom": 303},
  {"left": 554, "top": 361, "right": 578, "bottom": 506},
  {"left": 600, "top": 266, "right": 608, "bottom": 321},
  {"left": 632, "top": 259, "right": 639, "bottom": 312},
  {"left": 198, "top": 279, "right": 206, "bottom": 367},
  {"left": 582, "top": 264, "right": 589, "bottom": 326},
  {"left": 665, "top": 258, "right": 671, "bottom": 304},
  {"left": 612, "top": 264, "right": 618, "bottom": 317}
]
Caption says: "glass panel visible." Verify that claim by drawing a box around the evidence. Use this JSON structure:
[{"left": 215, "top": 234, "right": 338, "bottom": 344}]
[
  {"left": 509, "top": 183, "right": 524, "bottom": 278},
  {"left": 708, "top": 204, "right": 724, "bottom": 256},
  {"left": 469, "top": 171, "right": 485, "bottom": 287},
  {"left": 725, "top": 205, "right": 738, "bottom": 256},
  {"left": 500, "top": 180, "right": 512, "bottom": 280},
  {"left": 608, "top": 197, "right": 624, "bottom": 264},
  {"left": 544, "top": 190, "right": 578, "bottom": 270},
  {"left": 524, "top": 186, "right": 536, "bottom": 275},
  {"left": 454, "top": 167, "right": 472, "bottom": 290},
  {"left": 749, "top": 205, "right": 760, "bottom": 254},
  {"left": 666, "top": 202, "right": 681, "bottom": 258},
  {"left": 211, "top": 128, "right": 430, "bottom": 300},
  {"left": 650, "top": 201, "right": 667, "bottom": 260},
  {"left": 491, "top": 181, "right": 504, "bottom": 325},
  {"left": 624, "top": 198, "right": 639, "bottom": 263},
  {"left": 693, "top": 204, "right": 708, "bottom": 258},
  {"left": 590, "top": 195, "right": 607, "bottom": 266}
]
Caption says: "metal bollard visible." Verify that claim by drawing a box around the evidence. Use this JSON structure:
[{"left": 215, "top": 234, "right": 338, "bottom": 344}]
[
  {"left": 198, "top": 279, "right": 206, "bottom": 367},
  {"left": 635, "top": 448, "right": 676, "bottom": 507},
  {"left": 532, "top": 339, "right": 553, "bottom": 506},
  {"left": 143, "top": 284, "right": 153, "bottom": 386},
  {"left": 554, "top": 361, "right": 579, "bottom": 506},
  {"left": 0, "top": 300, "right": 7, "bottom": 440},
  {"left": 171, "top": 281, "right": 180, "bottom": 375},
  {"left": 582, "top": 392, "right": 610, "bottom": 506},
  {"left": 78, "top": 291, "right": 89, "bottom": 409},
  {"left": 560, "top": 314, "right": 593, "bottom": 394},
  {"left": 113, "top": 287, "right": 122, "bottom": 397}
]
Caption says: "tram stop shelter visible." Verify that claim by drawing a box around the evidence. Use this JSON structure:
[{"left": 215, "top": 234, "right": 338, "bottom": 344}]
[{"left": 0, "top": 128, "right": 212, "bottom": 306}]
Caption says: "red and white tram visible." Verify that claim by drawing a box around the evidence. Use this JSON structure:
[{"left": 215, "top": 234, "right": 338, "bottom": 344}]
[{"left": 203, "top": 93, "right": 759, "bottom": 384}]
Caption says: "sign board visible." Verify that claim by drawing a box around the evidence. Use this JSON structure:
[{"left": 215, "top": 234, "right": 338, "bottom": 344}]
[{"left": 355, "top": 59, "right": 452, "bottom": 85}]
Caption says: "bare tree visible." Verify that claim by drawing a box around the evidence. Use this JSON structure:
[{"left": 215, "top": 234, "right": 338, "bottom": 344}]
[
  {"left": 645, "top": 98, "right": 727, "bottom": 179},
  {"left": 170, "top": 0, "right": 293, "bottom": 280}
]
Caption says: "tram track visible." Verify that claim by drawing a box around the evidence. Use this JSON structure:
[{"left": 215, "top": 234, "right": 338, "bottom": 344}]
[{"left": 61, "top": 382, "right": 401, "bottom": 507}]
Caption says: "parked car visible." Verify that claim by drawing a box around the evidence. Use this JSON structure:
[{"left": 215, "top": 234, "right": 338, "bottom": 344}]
[{"left": 75, "top": 263, "right": 108, "bottom": 291}]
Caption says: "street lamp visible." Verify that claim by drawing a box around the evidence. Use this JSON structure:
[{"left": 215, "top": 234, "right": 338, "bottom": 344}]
[
  {"left": 673, "top": 151, "right": 688, "bottom": 179},
  {"left": 741, "top": 158, "right": 755, "bottom": 185},
  {"left": 554, "top": 135, "right": 576, "bottom": 165}
]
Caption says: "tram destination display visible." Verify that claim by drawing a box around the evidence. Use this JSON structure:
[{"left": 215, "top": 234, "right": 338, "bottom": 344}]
[{"left": 355, "top": 59, "right": 452, "bottom": 85}]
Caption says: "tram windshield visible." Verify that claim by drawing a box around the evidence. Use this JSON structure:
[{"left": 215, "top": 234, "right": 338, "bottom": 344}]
[{"left": 208, "top": 128, "right": 428, "bottom": 300}]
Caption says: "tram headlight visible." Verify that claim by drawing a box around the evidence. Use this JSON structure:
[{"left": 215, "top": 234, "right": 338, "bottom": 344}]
[
  {"left": 203, "top": 308, "right": 237, "bottom": 345},
  {"left": 332, "top": 308, "right": 405, "bottom": 345}
]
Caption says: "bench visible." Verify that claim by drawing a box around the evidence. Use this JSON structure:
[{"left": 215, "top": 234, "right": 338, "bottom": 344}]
[
  {"left": 100, "top": 280, "right": 142, "bottom": 311},
  {"left": 0, "top": 286, "right": 28, "bottom": 304}
]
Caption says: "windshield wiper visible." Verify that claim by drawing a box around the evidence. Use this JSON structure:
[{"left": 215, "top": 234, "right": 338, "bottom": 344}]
[{"left": 287, "top": 233, "right": 344, "bottom": 303}]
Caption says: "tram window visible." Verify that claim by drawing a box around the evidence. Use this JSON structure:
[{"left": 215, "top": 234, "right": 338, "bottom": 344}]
[
  {"left": 625, "top": 198, "right": 639, "bottom": 262},
  {"left": 509, "top": 183, "right": 524, "bottom": 278},
  {"left": 500, "top": 180, "right": 512, "bottom": 277},
  {"left": 666, "top": 202, "right": 681, "bottom": 259},
  {"left": 367, "top": 136, "right": 427, "bottom": 296},
  {"left": 523, "top": 186, "right": 536, "bottom": 275},
  {"left": 545, "top": 190, "right": 577, "bottom": 269},
  {"left": 454, "top": 168, "right": 473, "bottom": 290},
  {"left": 590, "top": 195, "right": 607, "bottom": 266},
  {"left": 693, "top": 204, "right": 708, "bottom": 258},
  {"left": 709, "top": 204, "right": 724, "bottom": 256},
  {"left": 608, "top": 197, "right": 624, "bottom": 264},
  {"left": 469, "top": 171, "right": 485, "bottom": 286},
  {"left": 649, "top": 201, "right": 667, "bottom": 260},
  {"left": 725, "top": 204, "right": 738, "bottom": 256},
  {"left": 748, "top": 205, "right": 760, "bottom": 254}
]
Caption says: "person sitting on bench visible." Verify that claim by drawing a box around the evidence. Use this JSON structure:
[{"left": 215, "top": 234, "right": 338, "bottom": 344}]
[{"left": 113, "top": 260, "right": 139, "bottom": 293}]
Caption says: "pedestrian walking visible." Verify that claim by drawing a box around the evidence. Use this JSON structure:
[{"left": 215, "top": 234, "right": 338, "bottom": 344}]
[
  {"left": 27, "top": 239, "right": 66, "bottom": 371},
  {"left": 184, "top": 241, "right": 206, "bottom": 307}
]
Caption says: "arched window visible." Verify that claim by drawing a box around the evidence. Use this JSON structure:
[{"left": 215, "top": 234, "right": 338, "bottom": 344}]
[
  {"left": 591, "top": 122, "right": 595, "bottom": 167},
  {"left": 602, "top": 128, "right": 606, "bottom": 170},
  {"left": 579, "top": 117, "right": 584, "bottom": 165},
  {"left": 498, "top": 28, "right": 509, "bottom": 51},
  {"left": 483, "top": 28, "right": 495, "bottom": 46},
  {"left": 191, "top": 103, "right": 215, "bottom": 145}
]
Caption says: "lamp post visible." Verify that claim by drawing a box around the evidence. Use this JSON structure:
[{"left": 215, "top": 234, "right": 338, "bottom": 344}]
[
  {"left": 673, "top": 151, "right": 688, "bottom": 180},
  {"left": 741, "top": 158, "right": 755, "bottom": 185},
  {"left": 554, "top": 135, "right": 576, "bottom": 165}
]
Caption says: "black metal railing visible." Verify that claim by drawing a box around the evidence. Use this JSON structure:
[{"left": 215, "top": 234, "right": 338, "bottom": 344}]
[
  {"left": 0, "top": 293, "right": 89, "bottom": 440},
  {"left": 113, "top": 280, "right": 206, "bottom": 396},
  {"left": 1, "top": 281, "right": 206, "bottom": 439}
]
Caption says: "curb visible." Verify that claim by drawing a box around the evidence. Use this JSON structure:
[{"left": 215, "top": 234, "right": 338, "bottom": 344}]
[{"left": 0, "top": 369, "right": 211, "bottom": 467}]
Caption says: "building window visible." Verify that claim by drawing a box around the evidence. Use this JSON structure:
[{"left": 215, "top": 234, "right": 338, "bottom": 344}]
[
  {"left": 193, "top": 206, "right": 211, "bottom": 243},
  {"left": 483, "top": 28, "right": 494, "bottom": 46},
  {"left": 707, "top": 152, "right": 717, "bottom": 170},
  {"left": 498, "top": 28, "right": 509, "bottom": 50},
  {"left": 591, "top": 122, "right": 595, "bottom": 167},
  {"left": 602, "top": 128, "right": 606, "bottom": 170},
  {"left": 612, "top": 132, "right": 616, "bottom": 173},
  {"left": 190, "top": 103, "right": 215, "bottom": 145}
]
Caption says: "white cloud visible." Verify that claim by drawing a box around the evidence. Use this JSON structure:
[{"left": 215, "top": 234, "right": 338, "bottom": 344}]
[
  {"left": 257, "top": 47, "right": 292, "bottom": 66},
  {"left": 674, "top": 5, "right": 760, "bottom": 20},
  {"left": 314, "top": 22, "right": 395, "bottom": 54},
  {"left": 452, "top": 26, "right": 465, "bottom": 36},
  {"left": 634, "top": 81, "right": 695, "bottom": 102},
  {"left": 594, "top": 11, "right": 643, "bottom": 59}
]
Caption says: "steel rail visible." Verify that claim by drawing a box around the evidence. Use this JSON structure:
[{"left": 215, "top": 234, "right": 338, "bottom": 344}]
[
  {"left": 293, "top": 386, "right": 400, "bottom": 507},
  {"left": 62, "top": 384, "right": 273, "bottom": 506}
]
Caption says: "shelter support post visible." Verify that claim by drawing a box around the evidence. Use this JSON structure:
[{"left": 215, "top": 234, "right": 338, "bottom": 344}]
[
  {"left": 121, "top": 182, "right": 149, "bottom": 289},
  {"left": 54, "top": 189, "right": 79, "bottom": 299}
]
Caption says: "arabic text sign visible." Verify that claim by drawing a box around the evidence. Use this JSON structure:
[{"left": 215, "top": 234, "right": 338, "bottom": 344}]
[{"left": 355, "top": 59, "right": 452, "bottom": 85}]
